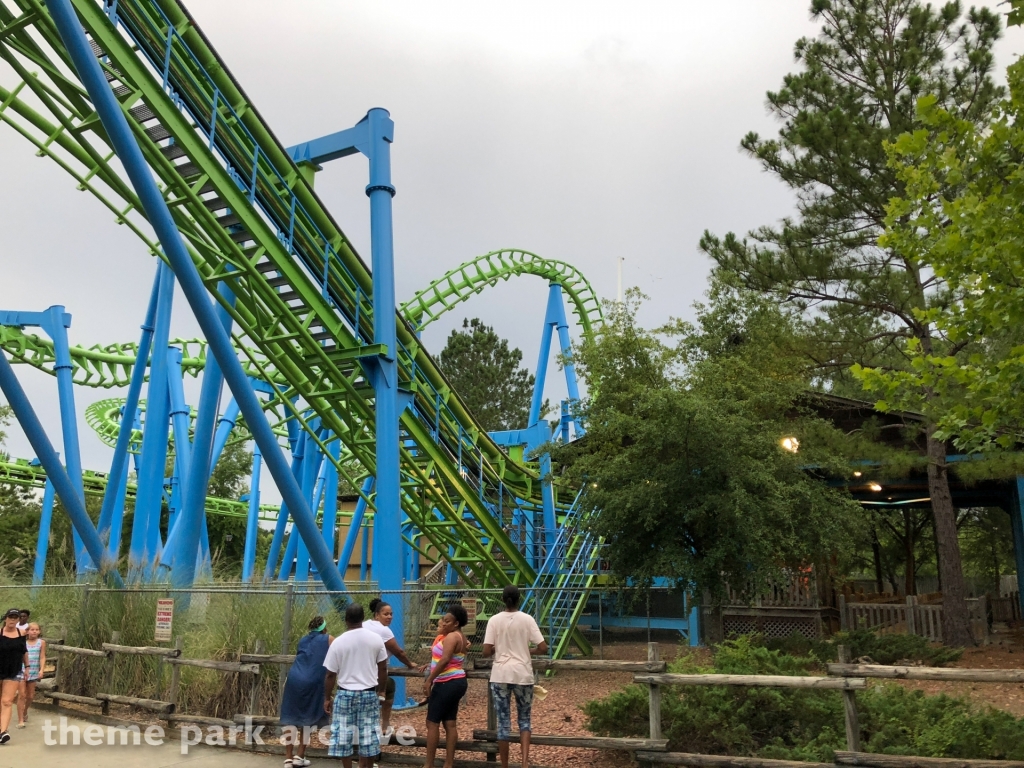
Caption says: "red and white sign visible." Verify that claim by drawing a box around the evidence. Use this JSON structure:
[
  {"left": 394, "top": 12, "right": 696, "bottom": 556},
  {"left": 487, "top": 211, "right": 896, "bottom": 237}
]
[{"left": 155, "top": 598, "right": 174, "bottom": 642}]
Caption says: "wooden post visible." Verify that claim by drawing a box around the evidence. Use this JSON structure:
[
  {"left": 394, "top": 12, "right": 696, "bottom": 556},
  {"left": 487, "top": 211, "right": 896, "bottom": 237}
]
[
  {"left": 101, "top": 631, "right": 120, "bottom": 715},
  {"left": 167, "top": 636, "right": 184, "bottom": 716},
  {"left": 249, "top": 639, "right": 265, "bottom": 718},
  {"left": 52, "top": 637, "right": 65, "bottom": 709},
  {"left": 838, "top": 594, "right": 848, "bottom": 631},
  {"left": 906, "top": 595, "right": 917, "bottom": 636},
  {"left": 279, "top": 584, "right": 294, "bottom": 707},
  {"left": 647, "top": 643, "right": 662, "bottom": 741},
  {"left": 838, "top": 645, "right": 860, "bottom": 752}
]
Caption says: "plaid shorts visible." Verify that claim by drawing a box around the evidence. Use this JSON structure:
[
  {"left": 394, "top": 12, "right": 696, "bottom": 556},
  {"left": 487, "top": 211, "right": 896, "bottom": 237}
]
[
  {"left": 328, "top": 688, "right": 381, "bottom": 758},
  {"left": 490, "top": 683, "right": 534, "bottom": 741}
]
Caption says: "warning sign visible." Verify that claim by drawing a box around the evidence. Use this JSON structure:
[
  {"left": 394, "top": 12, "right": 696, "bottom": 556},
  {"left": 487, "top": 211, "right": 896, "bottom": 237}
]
[
  {"left": 155, "top": 598, "right": 174, "bottom": 642},
  {"left": 462, "top": 596, "right": 478, "bottom": 635}
]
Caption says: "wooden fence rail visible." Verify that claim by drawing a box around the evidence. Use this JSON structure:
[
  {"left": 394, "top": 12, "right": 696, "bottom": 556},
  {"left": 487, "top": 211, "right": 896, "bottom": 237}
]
[{"left": 33, "top": 636, "right": 1019, "bottom": 768}]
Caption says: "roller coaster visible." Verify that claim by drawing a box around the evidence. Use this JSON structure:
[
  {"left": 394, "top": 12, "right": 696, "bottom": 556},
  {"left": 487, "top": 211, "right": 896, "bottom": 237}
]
[{"left": 0, "top": 0, "right": 611, "bottom": 660}]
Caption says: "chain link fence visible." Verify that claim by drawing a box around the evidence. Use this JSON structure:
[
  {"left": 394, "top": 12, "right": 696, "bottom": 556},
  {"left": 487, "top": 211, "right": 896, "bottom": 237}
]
[{"left": 0, "top": 581, "right": 698, "bottom": 717}]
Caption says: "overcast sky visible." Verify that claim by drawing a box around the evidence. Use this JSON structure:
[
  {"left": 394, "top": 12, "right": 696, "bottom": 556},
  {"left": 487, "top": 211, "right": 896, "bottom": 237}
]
[{"left": 1, "top": 1, "right": 1021, "bottom": 488}]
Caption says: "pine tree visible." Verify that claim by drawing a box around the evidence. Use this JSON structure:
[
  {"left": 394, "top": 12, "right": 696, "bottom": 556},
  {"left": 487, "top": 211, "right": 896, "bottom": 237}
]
[
  {"left": 438, "top": 318, "right": 539, "bottom": 433},
  {"left": 700, "top": 0, "right": 1003, "bottom": 646}
]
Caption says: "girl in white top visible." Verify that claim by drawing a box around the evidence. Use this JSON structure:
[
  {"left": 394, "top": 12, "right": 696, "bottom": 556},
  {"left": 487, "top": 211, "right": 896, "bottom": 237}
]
[
  {"left": 482, "top": 585, "right": 547, "bottom": 768},
  {"left": 363, "top": 598, "right": 423, "bottom": 731}
]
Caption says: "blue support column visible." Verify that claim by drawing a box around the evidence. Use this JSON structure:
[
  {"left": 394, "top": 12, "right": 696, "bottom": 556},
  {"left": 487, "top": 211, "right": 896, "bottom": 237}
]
[
  {"left": 166, "top": 346, "right": 193, "bottom": 491},
  {"left": 320, "top": 447, "right": 339, "bottom": 556},
  {"left": 210, "top": 397, "right": 240, "bottom": 469},
  {"left": 0, "top": 351, "right": 123, "bottom": 586},
  {"left": 166, "top": 283, "right": 235, "bottom": 587},
  {"left": 32, "top": 476, "right": 56, "bottom": 585},
  {"left": 43, "top": 306, "right": 90, "bottom": 572},
  {"left": 264, "top": 419, "right": 304, "bottom": 580},
  {"left": 528, "top": 297, "right": 555, "bottom": 428},
  {"left": 129, "top": 261, "right": 175, "bottom": 578},
  {"left": 363, "top": 109, "right": 405, "bottom": 670},
  {"left": 294, "top": 427, "right": 325, "bottom": 583},
  {"left": 242, "top": 444, "right": 262, "bottom": 582},
  {"left": 99, "top": 267, "right": 160, "bottom": 545},
  {"left": 338, "top": 477, "right": 374, "bottom": 577},
  {"left": 45, "top": 0, "right": 348, "bottom": 598},
  {"left": 360, "top": 520, "right": 370, "bottom": 582}
]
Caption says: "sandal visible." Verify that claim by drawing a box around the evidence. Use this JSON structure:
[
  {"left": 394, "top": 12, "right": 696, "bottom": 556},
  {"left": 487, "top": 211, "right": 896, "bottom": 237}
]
[{"left": 284, "top": 760, "right": 294, "bottom": 767}]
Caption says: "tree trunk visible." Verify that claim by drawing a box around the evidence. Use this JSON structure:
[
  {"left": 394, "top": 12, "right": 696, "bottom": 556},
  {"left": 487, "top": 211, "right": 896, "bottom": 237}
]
[
  {"left": 925, "top": 426, "right": 974, "bottom": 647},
  {"left": 903, "top": 510, "right": 916, "bottom": 596},
  {"left": 871, "top": 527, "right": 884, "bottom": 594}
]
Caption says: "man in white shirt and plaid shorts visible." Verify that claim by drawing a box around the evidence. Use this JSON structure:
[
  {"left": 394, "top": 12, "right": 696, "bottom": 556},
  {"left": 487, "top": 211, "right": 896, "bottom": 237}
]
[{"left": 323, "top": 603, "right": 389, "bottom": 768}]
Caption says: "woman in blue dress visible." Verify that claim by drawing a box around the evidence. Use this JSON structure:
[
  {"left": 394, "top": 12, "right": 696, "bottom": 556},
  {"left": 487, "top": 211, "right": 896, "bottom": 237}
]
[{"left": 280, "top": 616, "right": 332, "bottom": 767}]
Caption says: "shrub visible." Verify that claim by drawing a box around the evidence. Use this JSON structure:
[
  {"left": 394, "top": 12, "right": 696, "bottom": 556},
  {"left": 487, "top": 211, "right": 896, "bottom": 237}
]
[
  {"left": 583, "top": 636, "right": 1022, "bottom": 760},
  {"left": 760, "top": 629, "right": 962, "bottom": 666}
]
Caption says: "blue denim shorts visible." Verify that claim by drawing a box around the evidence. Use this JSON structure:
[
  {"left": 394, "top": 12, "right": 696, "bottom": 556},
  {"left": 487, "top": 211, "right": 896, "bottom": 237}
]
[{"left": 490, "top": 682, "right": 534, "bottom": 740}]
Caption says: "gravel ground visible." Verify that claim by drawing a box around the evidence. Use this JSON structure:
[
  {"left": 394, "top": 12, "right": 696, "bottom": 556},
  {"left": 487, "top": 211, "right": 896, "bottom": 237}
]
[{"left": 386, "top": 638, "right": 697, "bottom": 768}]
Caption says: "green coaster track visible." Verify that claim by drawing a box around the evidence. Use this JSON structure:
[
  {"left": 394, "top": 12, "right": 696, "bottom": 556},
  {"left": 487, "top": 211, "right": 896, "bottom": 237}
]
[{"left": 0, "top": 0, "right": 602, "bottom": 647}]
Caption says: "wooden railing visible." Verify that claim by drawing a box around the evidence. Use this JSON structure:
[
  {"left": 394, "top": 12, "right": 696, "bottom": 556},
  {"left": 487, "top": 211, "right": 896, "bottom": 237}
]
[
  {"left": 838, "top": 595, "right": 989, "bottom": 644},
  {"left": 35, "top": 636, "right": 1023, "bottom": 768}
]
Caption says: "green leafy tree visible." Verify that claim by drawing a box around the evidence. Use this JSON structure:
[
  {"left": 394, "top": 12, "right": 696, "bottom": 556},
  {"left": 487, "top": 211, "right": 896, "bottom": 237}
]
[
  {"left": 438, "top": 318, "right": 542, "bottom": 432},
  {"left": 699, "top": 0, "right": 1002, "bottom": 646},
  {"left": 556, "top": 288, "right": 861, "bottom": 595},
  {"left": 857, "top": 43, "right": 1024, "bottom": 452}
]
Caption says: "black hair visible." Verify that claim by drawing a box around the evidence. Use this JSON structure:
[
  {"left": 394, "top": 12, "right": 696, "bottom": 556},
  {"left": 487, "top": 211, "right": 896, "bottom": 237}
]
[
  {"left": 502, "top": 584, "right": 521, "bottom": 609},
  {"left": 345, "top": 602, "right": 365, "bottom": 626},
  {"left": 19, "top": 609, "right": 29, "bottom": 616},
  {"left": 369, "top": 598, "right": 390, "bottom": 616},
  {"left": 308, "top": 615, "right": 326, "bottom": 632},
  {"left": 448, "top": 604, "right": 469, "bottom": 629}
]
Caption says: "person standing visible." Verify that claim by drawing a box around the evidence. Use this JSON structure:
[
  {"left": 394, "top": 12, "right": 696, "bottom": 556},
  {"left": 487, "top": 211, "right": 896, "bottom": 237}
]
[
  {"left": 422, "top": 605, "right": 469, "bottom": 768},
  {"left": 482, "top": 585, "right": 548, "bottom": 768},
  {"left": 15, "top": 623, "right": 44, "bottom": 729},
  {"left": 0, "top": 609, "right": 28, "bottom": 744},
  {"left": 364, "top": 597, "right": 422, "bottom": 732},
  {"left": 323, "top": 603, "right": 388, "bottom": 768},
  {"left": 280, "top": 616, "right": 333, "bottom": 767},
  {"left": 15, "top": 611, "right": 28, "bottom": 634}
]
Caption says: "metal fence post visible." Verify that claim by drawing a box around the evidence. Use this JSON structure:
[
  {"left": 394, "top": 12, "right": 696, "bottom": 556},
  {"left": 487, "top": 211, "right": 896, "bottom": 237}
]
[
  {"left": 647, "top": 642, "right": 662, "bottom": 741},
  {"left": 838, "top": 645, "right": 861, "bottom": 752}
]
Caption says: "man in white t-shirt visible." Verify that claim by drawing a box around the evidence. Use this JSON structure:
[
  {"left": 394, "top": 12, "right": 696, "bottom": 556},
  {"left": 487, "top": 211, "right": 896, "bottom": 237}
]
[
  {"left": 482, "top": 585, "right": 548, "bottom": 768},
  {"left": 323, "top": 603, "right": 388, "bottom": 768}
]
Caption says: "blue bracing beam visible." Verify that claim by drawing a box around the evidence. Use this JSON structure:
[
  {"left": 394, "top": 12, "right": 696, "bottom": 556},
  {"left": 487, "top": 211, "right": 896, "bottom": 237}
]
[
  {"left": 129, "top": 262, "right": 174, "bottom": 578},
  {"left": 45, "top": 0, "right": 348, "bottom": 598},
  {"left": 0, "top": 307, "right": 90, "bottom": 571},
  {"left": 242, "top": 444, "right": 262, "bottom": 582},
  {"left": 33, "top": 476, "right": 56, "bottom": 586},
  {"left": 0, "top": 351, "right": 123, "bottom": 586},
  {"left": 97, "top": 267, "right": 160, "bottom": 548}
]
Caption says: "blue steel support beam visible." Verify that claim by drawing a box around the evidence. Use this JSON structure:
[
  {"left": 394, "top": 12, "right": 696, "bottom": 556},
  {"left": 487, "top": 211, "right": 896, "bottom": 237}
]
[
  {"left": 97, "top": 267, "right": 160, "bottom": 546},
  {"left": 45, "top": 0, "right": 348, "bottom": 598},
  {"left": 550, "top": 283, "right": 584, "bottom": 437},
  {"left": 321, "top": 441, "right": 341, "bottom": 559},
  {"left": 242, "top": 444, "right": 262, "bottom": 582},
  {"left": 166, "top": 346, "right": 193, "bottom": 491},
  {"left": 44, "top": 306, "right": 90, "bottom": 571},
  {"left": 362, "top": 110, "right": 405, "bottom": 688},
  {"left": 33, "top": 475, "right": 56, "bottom": 585},
  {"left": 0, "top": 351, "right": 123, "bottom": 586},
  {"left": 0, "top": 308, "right": 90, "bottom": 570},
  {"left": 338, "top": 476, "right": 374, "bottom": 576},
  {"left": 264, "top": 416, "right": 303, "bottom": 580},
  {"left": 129, "top": 262, "right": 175, "bottom": 578},
  {"left": 210, "top": 397, "right": 240, "bottom": 470},
  {"left": 169, "top": 284, "right": 235, "bottom": 588},
  {"left": 528, "top": 295, "right": 555, "bottom": 428}
]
